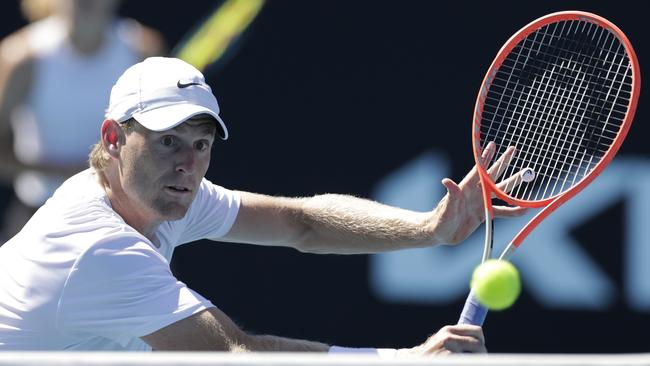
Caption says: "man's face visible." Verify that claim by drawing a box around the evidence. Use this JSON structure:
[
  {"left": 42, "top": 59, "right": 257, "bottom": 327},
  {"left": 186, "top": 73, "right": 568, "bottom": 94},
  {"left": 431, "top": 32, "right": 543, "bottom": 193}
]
[{"left": 119, "top": 117, "right": 216, "bottom": 222}]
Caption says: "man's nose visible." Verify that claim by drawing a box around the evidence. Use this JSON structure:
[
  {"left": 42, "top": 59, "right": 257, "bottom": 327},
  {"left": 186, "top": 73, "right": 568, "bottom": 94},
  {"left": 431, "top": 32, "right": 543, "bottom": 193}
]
[{"left": 175, "top": 146, "right": 197, "bottom": 174}]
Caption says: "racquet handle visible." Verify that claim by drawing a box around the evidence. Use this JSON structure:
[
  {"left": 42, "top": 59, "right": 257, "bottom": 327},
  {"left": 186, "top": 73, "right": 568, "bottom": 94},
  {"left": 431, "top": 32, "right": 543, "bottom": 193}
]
[{"left": 458, "top": 290, "right": 488, "bottom": 325}]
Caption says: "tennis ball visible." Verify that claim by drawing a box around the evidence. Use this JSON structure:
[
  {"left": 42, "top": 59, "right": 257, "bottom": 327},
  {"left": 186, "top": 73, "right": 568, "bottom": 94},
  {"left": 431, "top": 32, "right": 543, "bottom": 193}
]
[{"left": 471, "top": 259, "right": 521, "bottom": 310}]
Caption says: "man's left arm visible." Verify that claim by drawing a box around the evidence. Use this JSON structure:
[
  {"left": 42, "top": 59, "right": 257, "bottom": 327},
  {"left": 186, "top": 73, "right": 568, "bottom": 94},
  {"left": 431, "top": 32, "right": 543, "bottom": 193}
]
[
  {"left": 221, "top": 191, "right": 431, "bottom": 254},
  {"left": 221, "top": 143, "right": 527, "bottom": 254}
]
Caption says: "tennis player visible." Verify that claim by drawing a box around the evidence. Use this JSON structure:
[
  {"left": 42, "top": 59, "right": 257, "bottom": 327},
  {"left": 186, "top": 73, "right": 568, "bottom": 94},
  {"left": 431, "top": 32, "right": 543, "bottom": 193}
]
[{"left": 0, "top": 57, "right": 525, "bottom": 353}]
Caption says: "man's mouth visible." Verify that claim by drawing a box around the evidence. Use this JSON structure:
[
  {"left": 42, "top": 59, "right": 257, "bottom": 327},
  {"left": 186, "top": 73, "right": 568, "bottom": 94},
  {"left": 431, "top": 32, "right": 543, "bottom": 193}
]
[{"left": 165, "top": 185, "right": 191, "bottom": 193}]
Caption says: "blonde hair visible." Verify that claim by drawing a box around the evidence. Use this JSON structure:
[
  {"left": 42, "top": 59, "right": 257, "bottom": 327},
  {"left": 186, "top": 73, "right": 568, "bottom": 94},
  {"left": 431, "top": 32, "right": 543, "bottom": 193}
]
[
  {"left": 88, "top": 119, "right": 137, "bottom": 171},
  {"left": 88, "top": 141, "right": 108, "bottom": 171}
]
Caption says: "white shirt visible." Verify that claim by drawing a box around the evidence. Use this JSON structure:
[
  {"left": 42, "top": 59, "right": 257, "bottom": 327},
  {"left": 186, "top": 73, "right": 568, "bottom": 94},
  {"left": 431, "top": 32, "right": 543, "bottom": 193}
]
[{"left": 0, "top": 169, "right": 240, "bottom": 350}]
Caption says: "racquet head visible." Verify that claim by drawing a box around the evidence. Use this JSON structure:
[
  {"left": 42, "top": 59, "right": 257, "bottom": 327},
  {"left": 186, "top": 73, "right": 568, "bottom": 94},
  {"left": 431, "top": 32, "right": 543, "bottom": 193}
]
[{"left": 473, "top": 11, "right": 641, "bottom": 208}]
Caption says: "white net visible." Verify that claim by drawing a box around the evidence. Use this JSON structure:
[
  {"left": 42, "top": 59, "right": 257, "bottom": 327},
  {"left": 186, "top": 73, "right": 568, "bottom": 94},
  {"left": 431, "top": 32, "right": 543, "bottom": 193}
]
[{"left": 1, "top": 353, "right": 649, "bottom": 366}]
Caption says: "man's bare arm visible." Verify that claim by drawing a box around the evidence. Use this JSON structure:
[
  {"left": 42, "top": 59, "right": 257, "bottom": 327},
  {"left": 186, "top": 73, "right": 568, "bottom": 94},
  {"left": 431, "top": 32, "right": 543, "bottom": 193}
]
[
  {"left": 222, "top": 191, "right": 433, "bottom": 254},
  {"left": 221, "top": 144, "right": 526, "bottom": 254},
  {"left": 141, "top": 307, "right": 328, "bottom": 352},
  {"left": 141, "top": 307, "right": 485, "bottom": 354}
]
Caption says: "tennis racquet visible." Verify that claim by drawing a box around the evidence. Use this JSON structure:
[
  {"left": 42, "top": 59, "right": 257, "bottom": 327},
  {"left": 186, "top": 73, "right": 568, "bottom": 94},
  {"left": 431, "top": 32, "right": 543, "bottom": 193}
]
[
  {"left": 173, "top": 0, "right": 266, "bottom": 73},
  {"left": 458, "top": 11, "right": 641, "bottom": 326}
]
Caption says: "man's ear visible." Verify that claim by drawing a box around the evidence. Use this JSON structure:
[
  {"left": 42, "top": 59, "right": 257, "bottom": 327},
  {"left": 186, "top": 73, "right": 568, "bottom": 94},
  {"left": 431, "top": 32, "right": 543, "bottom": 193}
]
[{"left": 101, "top": 119, "right": 123, "bottom": 159}]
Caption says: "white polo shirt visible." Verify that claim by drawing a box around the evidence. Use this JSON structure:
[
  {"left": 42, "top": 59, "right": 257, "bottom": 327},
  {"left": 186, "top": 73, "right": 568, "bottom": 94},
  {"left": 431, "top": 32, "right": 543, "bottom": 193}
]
[{"left": 0, "top": 169, "right": 240, "bottom": 350}]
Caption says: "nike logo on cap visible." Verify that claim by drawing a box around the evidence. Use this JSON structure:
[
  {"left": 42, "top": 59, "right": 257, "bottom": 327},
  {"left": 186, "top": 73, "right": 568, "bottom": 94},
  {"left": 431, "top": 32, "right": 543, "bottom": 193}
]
[{"left": 177, "top": 80, "right": 203, "bottom": 88}]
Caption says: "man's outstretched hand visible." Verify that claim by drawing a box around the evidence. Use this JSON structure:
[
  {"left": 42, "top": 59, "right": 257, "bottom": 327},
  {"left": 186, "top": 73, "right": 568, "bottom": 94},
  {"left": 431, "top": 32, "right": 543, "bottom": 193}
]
[{"left": 428, "top": 142, "right": 528, "bottom": 245}]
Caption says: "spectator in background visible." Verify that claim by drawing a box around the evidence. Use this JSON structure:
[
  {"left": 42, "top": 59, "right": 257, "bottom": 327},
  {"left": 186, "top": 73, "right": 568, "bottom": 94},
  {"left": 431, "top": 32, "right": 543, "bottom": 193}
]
[{"left": 0, "top": 0, "right": 163, "bottom": 239}]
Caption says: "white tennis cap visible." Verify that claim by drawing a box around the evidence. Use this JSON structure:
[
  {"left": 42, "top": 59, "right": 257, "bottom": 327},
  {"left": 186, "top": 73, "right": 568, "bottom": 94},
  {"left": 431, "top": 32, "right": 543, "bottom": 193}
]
[{"left": 105, "top": 57, "right": 228, "bottom": 139}]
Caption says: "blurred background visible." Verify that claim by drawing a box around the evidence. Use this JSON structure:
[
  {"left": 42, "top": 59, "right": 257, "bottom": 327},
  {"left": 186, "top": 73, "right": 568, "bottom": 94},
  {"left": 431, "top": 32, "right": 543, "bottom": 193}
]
[{"left": 0, "top": 0, "right": 647, "bottom": 353}]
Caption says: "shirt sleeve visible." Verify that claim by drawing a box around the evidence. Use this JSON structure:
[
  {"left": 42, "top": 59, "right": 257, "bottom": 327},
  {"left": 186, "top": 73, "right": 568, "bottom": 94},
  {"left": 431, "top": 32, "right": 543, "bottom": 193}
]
[
  {"left": 169, "top": 179, "right": 241, "bottom": 245},
  {"left": 56, "top": 235, "right": 214, "bottom": 347}
]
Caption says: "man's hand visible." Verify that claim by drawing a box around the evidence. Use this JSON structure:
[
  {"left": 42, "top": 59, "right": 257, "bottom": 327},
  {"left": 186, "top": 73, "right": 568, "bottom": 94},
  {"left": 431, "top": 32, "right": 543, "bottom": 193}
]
[
  {"left": 428, "top": 142, "right": 528, "bottom": 245},
  {"left": 396, "top": 324, "right": 487, "bottom": 356}
]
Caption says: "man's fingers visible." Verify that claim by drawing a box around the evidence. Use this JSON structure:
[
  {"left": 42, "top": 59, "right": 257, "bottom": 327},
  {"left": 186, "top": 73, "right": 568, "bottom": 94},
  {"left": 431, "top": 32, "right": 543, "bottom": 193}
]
[
  {"left": 480, "top": 141, "right": 497, "bottom": 167},
  {"left": 462, "top": 142, "right": 496, "bottom": 186},
  {"left": 441, "top": 324, "right": 485, "bottom": 344},
  {"left": 441, "top": 335, "right": 487, "bottom": 354},
  {"left": 415, "top": 325, "right": 487, "bottom": 356},
  {"left": 464, "top": 142, "right": 516, "bottom": 188},
  {"left": 428, "top": 325, "right": 487, "bottom": 354},
  {"left": 463, "top": 142, "right": 496, "bottom": 186},
  {"left": 487, "top": 145, "right": 516, "bottom": 182},
  {"left": 495, "top": 168, "right": 524, "bottom": 194},
  {"left": 493, "top": 205, "right": 528, "bottom": 217}
]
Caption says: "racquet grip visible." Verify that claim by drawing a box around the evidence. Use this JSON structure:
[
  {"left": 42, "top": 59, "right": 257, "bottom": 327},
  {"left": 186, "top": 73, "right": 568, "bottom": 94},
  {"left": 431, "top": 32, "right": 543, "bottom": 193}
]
[{"left": 458, "top": 290, "right": 488, "bottom": 325}]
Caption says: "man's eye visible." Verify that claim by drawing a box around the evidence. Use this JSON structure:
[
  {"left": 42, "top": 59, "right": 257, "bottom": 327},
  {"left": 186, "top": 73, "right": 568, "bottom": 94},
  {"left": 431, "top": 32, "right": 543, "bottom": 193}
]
[
  {"left": 195, "top": 141, "right": 210, "bottom": 151},
  {"left": 161, "top": 136, "right": 175, "bottom": 146}
]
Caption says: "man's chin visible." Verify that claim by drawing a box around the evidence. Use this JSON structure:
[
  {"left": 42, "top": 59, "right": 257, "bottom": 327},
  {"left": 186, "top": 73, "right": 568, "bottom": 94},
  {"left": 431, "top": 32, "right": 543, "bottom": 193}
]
[{"left": 156, "top": 202, "right": 191, "bottom": 222}]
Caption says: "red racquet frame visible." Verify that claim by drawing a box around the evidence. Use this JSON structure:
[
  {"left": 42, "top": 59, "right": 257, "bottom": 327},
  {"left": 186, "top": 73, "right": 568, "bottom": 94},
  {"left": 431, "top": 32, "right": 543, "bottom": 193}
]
[{"left": 472, "top": 11, "right": 640, "bottom": 249}]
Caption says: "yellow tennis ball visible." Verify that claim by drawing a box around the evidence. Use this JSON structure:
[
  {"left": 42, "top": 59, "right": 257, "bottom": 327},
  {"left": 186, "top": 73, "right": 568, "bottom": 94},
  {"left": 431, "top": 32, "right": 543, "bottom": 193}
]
[{"left": 471, "top": 259, "right": 521, "bottom": 310}]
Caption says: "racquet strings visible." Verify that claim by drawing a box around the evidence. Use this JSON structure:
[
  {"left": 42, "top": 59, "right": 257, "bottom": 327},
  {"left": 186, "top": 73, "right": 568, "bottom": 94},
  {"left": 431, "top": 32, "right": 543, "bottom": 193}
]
[{"left": 479, "top": 19, "right": 634, "bottom": 202}]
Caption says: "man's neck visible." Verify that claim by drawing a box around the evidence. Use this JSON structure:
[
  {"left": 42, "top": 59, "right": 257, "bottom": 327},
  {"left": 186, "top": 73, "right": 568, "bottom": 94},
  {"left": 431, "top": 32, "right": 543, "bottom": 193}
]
[{"left": 96, "top": 170, "right": 160, "bottom": 241}]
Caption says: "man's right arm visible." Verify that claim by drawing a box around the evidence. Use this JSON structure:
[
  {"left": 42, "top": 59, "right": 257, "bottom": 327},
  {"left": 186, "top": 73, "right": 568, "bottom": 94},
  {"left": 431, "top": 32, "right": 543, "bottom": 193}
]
[
  {"left": 141, "top": 307, "right": 486, "bottom": 354},
  {"left": 141, "top": 307, "right": 329, "bottom": 352}
]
